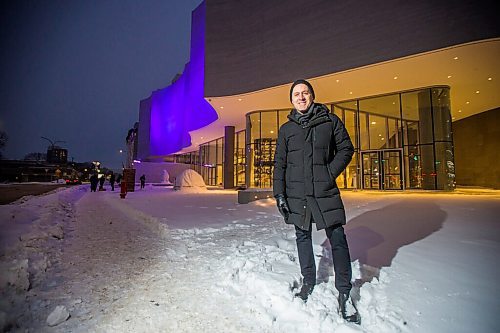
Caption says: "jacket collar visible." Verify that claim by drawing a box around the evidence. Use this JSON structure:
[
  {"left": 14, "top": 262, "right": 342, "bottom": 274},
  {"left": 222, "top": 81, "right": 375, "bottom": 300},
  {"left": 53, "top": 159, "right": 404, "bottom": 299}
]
[{"left": 288, "top": 103, "right": 331, "bottom": 128}]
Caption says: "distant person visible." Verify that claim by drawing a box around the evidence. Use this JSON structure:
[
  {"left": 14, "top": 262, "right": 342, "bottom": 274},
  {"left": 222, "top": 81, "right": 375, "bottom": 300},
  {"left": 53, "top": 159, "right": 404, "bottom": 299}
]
[
  {"left": 98, "top": 175, "right": 105, "bottom": 191},
  {"left": 273, "top": 79, "right": 359, "bottom": 323},
  {"left": 116, "top": 173, "right": 122, "bottom": 185},
  {"left": 140, "top": 174, "right": 146, "bottom": 189},
  {"left": 109, "top": 173, "right": 116, "bottom": 191},
  {"left": 89, "top": 173, "right": 98, "bottom": 192}
]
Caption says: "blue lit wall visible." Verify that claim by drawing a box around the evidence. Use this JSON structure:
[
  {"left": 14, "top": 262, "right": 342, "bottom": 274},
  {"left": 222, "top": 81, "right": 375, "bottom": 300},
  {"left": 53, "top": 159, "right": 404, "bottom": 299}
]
[{"left": 148, "top": 1, "right": 217, "bottom": 157}]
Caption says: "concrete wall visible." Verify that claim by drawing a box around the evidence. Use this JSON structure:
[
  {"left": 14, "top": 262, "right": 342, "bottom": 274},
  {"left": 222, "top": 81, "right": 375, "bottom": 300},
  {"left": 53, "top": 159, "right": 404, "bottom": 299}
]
[
  {"left": 453, "top": 108, "right": 500, "bottom": 189},
  {"left": 132, "top": 162, "right": 192, "bottom": 184},
  {"left": 205, "top": 0, "right": 499, "bottom": 97}
]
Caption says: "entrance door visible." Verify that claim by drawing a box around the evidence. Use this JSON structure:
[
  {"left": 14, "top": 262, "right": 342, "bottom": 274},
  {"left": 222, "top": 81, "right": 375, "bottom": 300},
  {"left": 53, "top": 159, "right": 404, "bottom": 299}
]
[{"left": 361, "top": 149, "right": 403, "bottom": 190}]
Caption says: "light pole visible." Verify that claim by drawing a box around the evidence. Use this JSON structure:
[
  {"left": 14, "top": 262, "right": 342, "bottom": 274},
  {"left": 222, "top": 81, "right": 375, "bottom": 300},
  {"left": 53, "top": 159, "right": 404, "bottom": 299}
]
[{"left": 41, "top": 136, "right": 66, "bottom": 149}]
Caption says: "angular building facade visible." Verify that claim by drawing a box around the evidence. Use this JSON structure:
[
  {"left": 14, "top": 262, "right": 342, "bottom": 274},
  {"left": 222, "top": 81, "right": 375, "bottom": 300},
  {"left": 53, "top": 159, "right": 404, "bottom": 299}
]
[{"left": 137, "top": 0, "right": 500, "bottom": 190}]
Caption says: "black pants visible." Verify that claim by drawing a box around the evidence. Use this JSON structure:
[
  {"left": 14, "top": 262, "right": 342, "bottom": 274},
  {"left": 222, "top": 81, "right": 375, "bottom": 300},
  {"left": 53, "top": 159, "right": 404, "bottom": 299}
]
[{"left": 295, "top": 224, "right": 352, "bottom": 294}]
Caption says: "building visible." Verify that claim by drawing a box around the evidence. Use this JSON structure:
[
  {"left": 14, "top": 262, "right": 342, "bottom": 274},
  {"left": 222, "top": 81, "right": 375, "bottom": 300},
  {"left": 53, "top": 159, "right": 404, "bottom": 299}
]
[
  {"left": 46, "top": 146, "right": 68, "bottom": 164},
  {"left": 137, "top": 0, "right": 500, "bottom": 190}
]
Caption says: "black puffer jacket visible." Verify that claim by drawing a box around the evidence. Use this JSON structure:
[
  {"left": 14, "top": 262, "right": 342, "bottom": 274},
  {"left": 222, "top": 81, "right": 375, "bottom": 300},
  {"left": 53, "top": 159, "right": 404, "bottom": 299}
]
[{"left": 273, "top": 103, "right": 354, "bottom": 230}]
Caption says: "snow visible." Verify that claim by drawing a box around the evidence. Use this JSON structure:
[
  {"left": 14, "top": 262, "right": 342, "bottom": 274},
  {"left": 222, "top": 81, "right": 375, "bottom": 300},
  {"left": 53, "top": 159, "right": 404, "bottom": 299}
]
[
  {"left": 0, "top": 185, "right": 499, "bottom": 332},
  {"left": 173, "top": 169, "right": 207, "bottom": 191}
]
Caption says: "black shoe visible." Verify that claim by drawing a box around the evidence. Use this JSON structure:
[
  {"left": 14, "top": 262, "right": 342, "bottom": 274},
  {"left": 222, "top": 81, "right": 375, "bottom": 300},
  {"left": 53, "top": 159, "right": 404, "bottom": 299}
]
[
  {"left": 338, "top": 292, "right": 361, "bottom": 324},
  {"left": 294, "top": 284, "right": 314, "bottom": 302}
]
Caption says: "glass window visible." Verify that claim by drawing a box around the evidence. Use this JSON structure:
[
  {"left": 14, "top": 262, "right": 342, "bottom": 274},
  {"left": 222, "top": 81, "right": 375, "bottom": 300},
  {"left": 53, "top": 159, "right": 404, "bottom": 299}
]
[
  {"left": 249, "top": 112, "right": 260, "bottom": 142},
  {"left": 235, "top": 130, "right": 246, "bottom": 187},
  {"left": 344, "top": 110, "right": 357, "bottom": 149},
  {"left": 278, "top": 110, "right": 289, "bottom": 128},
  {"left": 405, "top": 145, "right": 421, "bottom": 189},
  {"left": 432, "top": 87, "right": 452, "bottom": 142},
  {"left": 358, "top": 93, "right": 400, "bottom": 119},
  {"left": 435, "top": 141, "right": 455, "bottom": 190},
  {"left": 368, "top": 114, "right": 387, "bottom": 150},
  {"left": 387, "top": 118, "right": 399, "bottom": 148},
  {"left": 261, "top": 111, "right": 278, "bottom": 140},
  {"left": 359, "top": 112, "right": 369, "bottom": 150},
  {"left": 420, "top": 144, "right": 436, "bottom": 190}
]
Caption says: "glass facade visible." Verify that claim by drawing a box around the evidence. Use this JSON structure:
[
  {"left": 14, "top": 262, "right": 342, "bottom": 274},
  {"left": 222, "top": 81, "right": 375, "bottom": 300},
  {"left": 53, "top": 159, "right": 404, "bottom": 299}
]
[
  {"left": 333, "top": 86, "right": 455, "bottom": 190},
  {"left": 174, "top": 86, "right": 454, "bottom": 191}
]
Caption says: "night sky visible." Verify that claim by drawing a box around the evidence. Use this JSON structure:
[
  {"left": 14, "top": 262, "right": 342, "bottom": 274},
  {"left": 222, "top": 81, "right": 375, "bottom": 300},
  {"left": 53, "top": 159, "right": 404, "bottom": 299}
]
[{"left": 0, "top": 0, "right": 202, "bottom": 169}]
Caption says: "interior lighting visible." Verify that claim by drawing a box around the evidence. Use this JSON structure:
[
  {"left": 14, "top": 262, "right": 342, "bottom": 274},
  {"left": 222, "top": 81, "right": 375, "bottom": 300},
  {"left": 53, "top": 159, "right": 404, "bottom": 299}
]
[
  {"left": 349, "top": 91, "right": 353, "bottom": 95},
  {"left": 475, "top": 90, "right": 480, "bottom": 94},
  {"left": 488, "top": 77, "right": 492, "bottom": 81},
  {"left": 238, "top": 98, "right": 242, "bottom": 101},
  {"left": 220, "top": 106, "right": 224, "bottom": 109},
  {"left": 270, "top": 130, "right": 274, "bottom": 134},
  {"left": 447, "top": 75, "right": 452, "bottom": 79},
  {"left": 381, "top": 138, "right": 385, "bottom": 140},
  {"left": 336, "top": 79, "right": 340, "bottom": 83},
  {"left": 393, "top": 76, "right": 398, "bottom": 80},
  {"left": 452, "top": 117, "right": 456, "bottom": 120},
  {"left": 466, "top": 101, "right": 470, "bottom": 104},
  {"left": 458, "top": 110, "right": 462, "bottom": 113},
  {"left": 371, "top": 121, "right": 376, "bottom": 125},
  {"left": 454, "top": 56, "right": 459, "bottom": 60}
]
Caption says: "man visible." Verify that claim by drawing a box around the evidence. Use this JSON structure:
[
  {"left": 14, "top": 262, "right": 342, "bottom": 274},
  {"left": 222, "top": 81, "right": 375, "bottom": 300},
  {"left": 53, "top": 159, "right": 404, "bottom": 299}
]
[
  {"left": 140, "top": 174, "right": 146, "bottom": 189},
  {"left": 273, "top": 79, "right": 359, "bottom": 323},
  {"left": 109, "top": 172, "right": 116, "bottom": 191}
]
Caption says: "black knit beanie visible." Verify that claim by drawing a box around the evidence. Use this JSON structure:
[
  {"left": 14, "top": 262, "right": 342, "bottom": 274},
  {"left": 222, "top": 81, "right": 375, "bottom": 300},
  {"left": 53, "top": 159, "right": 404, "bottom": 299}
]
[{"left": 289, "top": 79, "right": 315, "bottom": 102}]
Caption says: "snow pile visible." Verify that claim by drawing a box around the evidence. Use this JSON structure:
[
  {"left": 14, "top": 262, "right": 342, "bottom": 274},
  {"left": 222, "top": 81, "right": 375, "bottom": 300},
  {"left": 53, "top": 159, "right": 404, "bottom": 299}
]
[
  {"left": 162, "top": 169, "right": 172, "bottom": 184},
  {"left": 173, "top": 169, "right": 206, "bottom": 192},
  {"left": 0, "top": 186, "right": 86, "bottom": 331}
]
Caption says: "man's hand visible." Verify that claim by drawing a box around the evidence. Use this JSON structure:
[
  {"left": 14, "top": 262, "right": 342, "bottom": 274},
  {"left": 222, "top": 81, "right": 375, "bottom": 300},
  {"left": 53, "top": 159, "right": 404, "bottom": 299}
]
[{"left": 275, "top": 194, "right": 290, "bottom": 220}]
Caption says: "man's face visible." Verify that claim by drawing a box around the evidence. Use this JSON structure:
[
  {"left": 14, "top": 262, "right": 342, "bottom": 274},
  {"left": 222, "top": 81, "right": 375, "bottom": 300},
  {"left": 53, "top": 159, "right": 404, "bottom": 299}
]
[{"left": 291, "top": 83, "right": 313, "bottom": 112}]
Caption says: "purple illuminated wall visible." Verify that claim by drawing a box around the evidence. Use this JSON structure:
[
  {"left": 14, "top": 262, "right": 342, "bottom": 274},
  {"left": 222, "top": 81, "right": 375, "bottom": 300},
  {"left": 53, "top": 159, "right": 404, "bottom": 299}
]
[{"left": 148, "top": 1, "right": 217, "bottom": 156}]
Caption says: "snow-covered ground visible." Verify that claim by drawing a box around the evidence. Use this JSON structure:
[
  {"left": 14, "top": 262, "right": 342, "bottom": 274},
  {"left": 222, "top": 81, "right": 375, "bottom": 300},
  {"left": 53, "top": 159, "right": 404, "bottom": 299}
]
[{"left": 0, "top": 185, "right": 498, "bottom": 332}]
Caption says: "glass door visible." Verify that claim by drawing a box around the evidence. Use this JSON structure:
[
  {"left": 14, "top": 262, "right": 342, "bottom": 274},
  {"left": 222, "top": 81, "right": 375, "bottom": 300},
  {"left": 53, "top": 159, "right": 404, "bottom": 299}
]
[
  {"left": 361, "top": 149, "right": 403, "bottom": 190},
  {"left": 362, "top": 152, "right": 380, "bottom": 189}
]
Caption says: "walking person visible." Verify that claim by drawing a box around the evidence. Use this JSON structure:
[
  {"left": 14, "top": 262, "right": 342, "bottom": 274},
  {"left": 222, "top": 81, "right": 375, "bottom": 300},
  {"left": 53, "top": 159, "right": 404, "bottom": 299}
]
[
  {"left": 140, "top": 174, "right": 146, "bottom": 189},
  {"left": 109, "top": 172, "right": 116, "bottom": 191},
  {"left": 273, "top": 79, "right": 360, "bottom": 323},
  {"left": 98, "top": 174, "right": 105, "bottom": 191},
  {"left": 89, "top": 173, "right": 98, "bottom": 192}
]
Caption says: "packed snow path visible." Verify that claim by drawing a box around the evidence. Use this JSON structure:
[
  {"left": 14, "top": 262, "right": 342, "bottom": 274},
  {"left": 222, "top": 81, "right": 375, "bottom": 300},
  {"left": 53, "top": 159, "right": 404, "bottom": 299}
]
[{"left": 0, "top": 186, "right": 498, "bottom": 332}]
